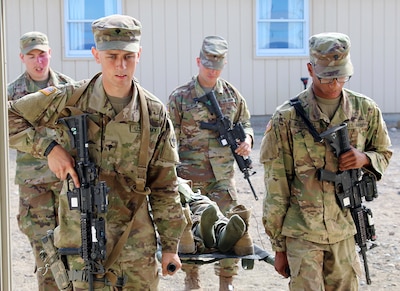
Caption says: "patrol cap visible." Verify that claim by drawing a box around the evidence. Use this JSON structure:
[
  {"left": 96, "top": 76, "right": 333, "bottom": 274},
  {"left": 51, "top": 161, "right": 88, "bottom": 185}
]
[
  {"left": 199, "top": 36, "right": 228, "bottom": 70},
  {"left": 20, "top": 31, "right": 50, "bottom": 55},
  {"left": 309, "top": 32, "right": 354, "bottom": 78},
  {"left": 92, "top": 14, "right": 141, "bottom": 52}
]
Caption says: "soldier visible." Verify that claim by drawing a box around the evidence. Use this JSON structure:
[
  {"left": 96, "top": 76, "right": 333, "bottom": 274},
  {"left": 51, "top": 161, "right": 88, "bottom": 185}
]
[
  {"left": 177, "top": 177, "right": 252, "bottom": 256},
  {"left": 8, "top": 14, "right": 186, "bottom": 290},
  {"left": 168, "top": 35, "right": 254, "bottom": 291},
  {"left": 7, "top": 31, "right": 76, "bottom": 291},
  {"left": 260, "top": 32, "right": 392, "bottom": 290}
]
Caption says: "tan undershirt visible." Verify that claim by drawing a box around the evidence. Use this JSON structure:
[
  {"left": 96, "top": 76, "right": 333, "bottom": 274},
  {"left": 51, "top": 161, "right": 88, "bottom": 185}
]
[
  {"left": 315, "top": 95, "right": 341, "bottom": 120},
  {"left": 33, "top": 77, "right": 50, "bottom": 89},
  {"left": 107, "top": 95, "right": 132, "bottom": 114}
]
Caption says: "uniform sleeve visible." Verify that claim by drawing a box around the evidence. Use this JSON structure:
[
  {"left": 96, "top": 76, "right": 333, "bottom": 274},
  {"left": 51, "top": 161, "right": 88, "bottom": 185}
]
[
  {"left": 147, "top": 112, "right": 185, "bottom": 253},
  {"left": 8, "top": 86, "right": 71, "bottom": 158},
  {"left": 260, "top": 114, "right": 292, "bottom": 252},
  {"left": 236, "top": 93, "right": 254, "bottom": 145},
  {"left": 167, "top": 92, "right": 182, "bottom": 146},
  {"left": 363, "top": 106, "right": 392, "bottom": 180}
]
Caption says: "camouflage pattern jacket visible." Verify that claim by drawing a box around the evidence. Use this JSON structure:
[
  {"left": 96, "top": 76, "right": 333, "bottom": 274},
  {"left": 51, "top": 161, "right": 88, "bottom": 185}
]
[
  {"left": 7, "top": 69, "right": 75, "bottom": 185},
  {"left": 8, "top": 74, "right": 185, "bottom": 257},
  {"left": 168, "top": 76, "right": 254, "bottom": 182},
  {"left": 260, "top": 87, "right": 392, "bottom": 252}
]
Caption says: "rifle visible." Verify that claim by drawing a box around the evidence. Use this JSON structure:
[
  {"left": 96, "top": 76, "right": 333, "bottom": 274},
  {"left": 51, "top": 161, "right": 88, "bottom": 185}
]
[
  {"left": 58, "top": 114, "right": 109, "bottom": 290},
  {"left": 195, "top": 91, "right": 258, "bottom": 200},
  {"left": 318, "top": 123, "right": 377, "bottom": 285}
]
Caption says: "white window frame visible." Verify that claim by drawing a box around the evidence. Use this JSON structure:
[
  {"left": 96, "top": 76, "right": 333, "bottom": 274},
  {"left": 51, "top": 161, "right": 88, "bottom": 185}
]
[
  {"left": 63, "top": 0, "right": 122, "bottom": 58},
  {"left": 256, "top": 0, "right": 309, "bottom": 57}
]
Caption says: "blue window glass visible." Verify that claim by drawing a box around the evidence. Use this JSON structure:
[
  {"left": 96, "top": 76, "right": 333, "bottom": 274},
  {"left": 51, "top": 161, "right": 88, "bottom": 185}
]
[
  {"left": 64, "top": 0, "right": 122, "bottom": 58},
  {"left": 256, "top": 0, "right": 309, "bottom": 57}
]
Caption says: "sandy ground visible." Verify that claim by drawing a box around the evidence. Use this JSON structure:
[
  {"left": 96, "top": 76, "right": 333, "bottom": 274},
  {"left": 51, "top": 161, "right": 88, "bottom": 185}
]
[{"left": 9, "top": 119, "right": 400, "bottom": 291}]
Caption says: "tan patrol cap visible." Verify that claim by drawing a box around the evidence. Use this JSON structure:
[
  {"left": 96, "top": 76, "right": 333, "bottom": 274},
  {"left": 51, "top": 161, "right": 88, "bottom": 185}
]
[
  {"left": 92, "top": 14, "right": 141, "bottom": 52},
  {"left": 20, "top": 31, "right": 50, "bottom": 54},
  {"left": 199, "top": 36, "right": 228, "bottom": 70},
  {"left": 309, "top": 32, "right": 354, "bottom": 78}
]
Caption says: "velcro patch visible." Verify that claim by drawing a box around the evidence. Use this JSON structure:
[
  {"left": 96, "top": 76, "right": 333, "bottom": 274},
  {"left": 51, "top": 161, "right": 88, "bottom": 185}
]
[{"left": 39, "top": 86, "right": 57, "bottom": 96}]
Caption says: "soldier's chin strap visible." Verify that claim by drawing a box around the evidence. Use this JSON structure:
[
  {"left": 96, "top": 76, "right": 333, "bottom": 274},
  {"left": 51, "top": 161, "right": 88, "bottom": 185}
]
[{"left": 289, "top": 97, "right": 323, "bottom": 143}]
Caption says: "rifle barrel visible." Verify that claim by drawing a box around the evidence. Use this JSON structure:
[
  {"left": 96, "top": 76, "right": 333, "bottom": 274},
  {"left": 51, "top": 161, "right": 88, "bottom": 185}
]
[
  {"left": 246, "top": 176, "right": 258, "bottom": 200},
  {"left": 360, "top": 247, "right": 371, "bottom": 285}
]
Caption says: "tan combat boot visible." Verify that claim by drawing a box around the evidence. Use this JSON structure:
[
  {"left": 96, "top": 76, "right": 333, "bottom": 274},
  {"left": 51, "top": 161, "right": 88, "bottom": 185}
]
[
  {"left": 179, "top": 204, "right": 196, "bottom": 254},
  {"left": 219, "top": 276, "right": 234, "bottom": 291},
  {"left": 184, "top": 268, "right": 203, "bottom": 291},
  {"left": 227, "top": 205, "right": 254, "bottom": 256}
]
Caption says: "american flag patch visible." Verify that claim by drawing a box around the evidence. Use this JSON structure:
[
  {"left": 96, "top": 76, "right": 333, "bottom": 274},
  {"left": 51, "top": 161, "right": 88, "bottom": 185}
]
[{"left": 39, "top": 86, "right": 56, "bottom": 96}]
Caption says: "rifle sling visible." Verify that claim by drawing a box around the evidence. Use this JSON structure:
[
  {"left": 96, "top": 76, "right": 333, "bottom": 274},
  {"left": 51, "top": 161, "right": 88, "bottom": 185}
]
[
  {"left": 66, "top": 73, "right": 101, "bottom": 107},
  {"left": 289, "top": 97, "right": 322, "bottom": 142},
  {"left": 103, "top": 196, "right": 146, "bottom": 285},
  {"left": 132, "top": 81, "right": 151, "bottom": 195},
  {"left": 103, "top": 81, "right": 151, "bottom": 285}
]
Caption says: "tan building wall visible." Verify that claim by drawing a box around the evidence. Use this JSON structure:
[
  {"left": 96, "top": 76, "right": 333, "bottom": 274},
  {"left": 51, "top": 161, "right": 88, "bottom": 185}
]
[{"left": 4, "top": 0, "right": 400, "bottom": 115}]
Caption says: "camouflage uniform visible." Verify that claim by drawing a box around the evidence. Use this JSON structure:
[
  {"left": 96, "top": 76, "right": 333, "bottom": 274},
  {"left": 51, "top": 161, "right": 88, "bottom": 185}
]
[
  {"left": 179, "top": 178, "right": 232, "bottom": 244},
  {"left": 168, "top": 77, "right": 253, "bottom": 212},
  {"left": 9, "top": 73, "right": 186, "bottom": 290},
  {"left": 8, "top": 50, "right": 75, "bottom": 290},
  {"left": 9, "top": 15, "right": 186, "bottom": 290},
  {"left": 260, "top": 33, "right": 392, "bottom": 290},
  {"left": 168, "top": 74, "right": 253, "bottom": 280}
]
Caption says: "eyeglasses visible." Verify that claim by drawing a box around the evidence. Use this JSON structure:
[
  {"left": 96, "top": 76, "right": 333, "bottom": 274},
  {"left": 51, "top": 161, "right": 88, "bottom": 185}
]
[{"left": 317, "top": 76, "right": 351, "bottom": 84}]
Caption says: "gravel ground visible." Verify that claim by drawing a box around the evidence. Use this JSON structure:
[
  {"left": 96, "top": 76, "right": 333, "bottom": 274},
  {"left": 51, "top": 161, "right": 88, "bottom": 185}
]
[{"left": 9, "top": 117, "right": 400, "bottom": 291}]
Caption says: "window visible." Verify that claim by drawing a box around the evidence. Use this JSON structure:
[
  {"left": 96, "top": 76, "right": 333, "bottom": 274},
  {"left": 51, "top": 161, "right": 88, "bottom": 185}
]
[
  {"left": 64, "top": 0, "right": 122, "bottom": 58},
  {"left": 256, "top": 0, "right": 309, "bottom": 57}
]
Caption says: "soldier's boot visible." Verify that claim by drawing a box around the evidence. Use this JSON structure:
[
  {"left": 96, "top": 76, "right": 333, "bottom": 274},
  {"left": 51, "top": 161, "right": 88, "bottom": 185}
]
[
  {"left": 179, "top": 204, "right": 196, "bottom": 254},
  {"left": 219, "top": 276, "right": 234, "bottom": 291},
  {"left": 216, "top": 214, "right": 246, "bottom": 253},
  {"left": 184, "top": 268, "right": 203, "bottom": 291},
  {"left": 198, "top": 204, "right": 219, "bottom": 248},
  {"left": 227, "top": 205, "right": 254, "bottom": 256}
]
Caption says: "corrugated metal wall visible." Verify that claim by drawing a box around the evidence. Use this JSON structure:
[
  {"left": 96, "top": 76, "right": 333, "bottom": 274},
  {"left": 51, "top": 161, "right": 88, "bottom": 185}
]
[{"left": 5, "top": 0, "right": 400, "bottom": 115}]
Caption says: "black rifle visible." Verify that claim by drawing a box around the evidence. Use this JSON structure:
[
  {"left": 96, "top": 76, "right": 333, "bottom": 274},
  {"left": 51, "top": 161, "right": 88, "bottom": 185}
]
[
  {"left": 58, "top": 114, "right": 109, "bottom": 290},
  {"left": 317, "top": 123, "right": 377, "bottom": 285},
  {"left": 195, "top": 91, "right": 258, "bottom": 200}
]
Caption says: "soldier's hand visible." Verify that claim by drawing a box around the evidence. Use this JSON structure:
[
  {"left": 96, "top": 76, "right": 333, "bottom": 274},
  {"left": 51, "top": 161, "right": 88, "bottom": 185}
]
[
  {"left": 274, "top": 251, "right": 290, "bottom": 278},
  {"left": 235, "top": 134, "right": 252, "bottom": 156},
  {"left": 47, "top": 145, "right": 80, "bottom": 187},
  {"left": 338, "top": 146, "right": 370, "bottom": 171},
  {"left": 161, "top": 252, "right": 182, "bottom": 276}
]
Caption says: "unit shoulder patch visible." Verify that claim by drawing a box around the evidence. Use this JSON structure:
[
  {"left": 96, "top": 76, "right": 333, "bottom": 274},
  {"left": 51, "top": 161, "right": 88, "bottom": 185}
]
[{"left": 39, "top": 86, "right": 57, "bottom": 96}]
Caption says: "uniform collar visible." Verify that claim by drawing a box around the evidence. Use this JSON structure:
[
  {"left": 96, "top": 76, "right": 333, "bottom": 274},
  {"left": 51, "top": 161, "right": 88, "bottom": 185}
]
[
  {"left": 90, "top": 75, "right": 141, "bottom": 122},
  {"left": 299, "top": 87, "right": 353, "bottom": 124},
  {"left": 194, "top": 76, "right": 224, "bottom": 96}
]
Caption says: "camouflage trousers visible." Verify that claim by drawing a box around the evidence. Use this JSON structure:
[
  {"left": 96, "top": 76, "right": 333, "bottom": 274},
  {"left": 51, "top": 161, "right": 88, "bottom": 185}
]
[
  {"left": 70, "top": 255, "right": 159, "bottom": 290},
  {"left": 286, "top": 236, "right": 362, "bottom": 291},
  {"left": 17, "top": 181, "right": 62, "bottom": 291},
  {"left": 184, "top": 179, "right": 239, "bottom": 278}
]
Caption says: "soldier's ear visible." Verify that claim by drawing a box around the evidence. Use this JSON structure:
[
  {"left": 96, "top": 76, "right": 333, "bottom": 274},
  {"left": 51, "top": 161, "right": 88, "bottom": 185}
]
[
  {"left": 307, "top": 62, "right": 313, "bottom": 76},
  {"left": 91, "top": 47, "right": 100, "bottom": 64}
]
